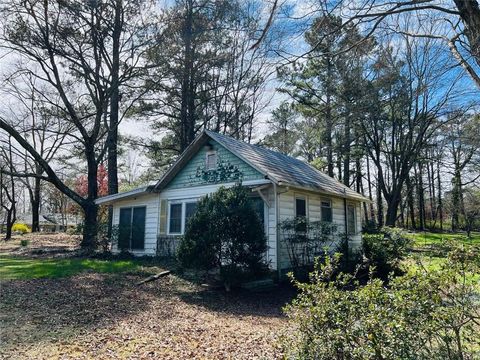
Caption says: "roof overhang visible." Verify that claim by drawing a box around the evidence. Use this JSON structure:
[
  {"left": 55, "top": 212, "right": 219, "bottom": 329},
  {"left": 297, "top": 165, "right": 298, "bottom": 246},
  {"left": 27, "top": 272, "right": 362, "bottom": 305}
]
[
  {"left": 277, "top": 182, "right": 372, "bottom": 203},
  {"left": 95, "top": 185, "right": 155, "bottom": 205}
]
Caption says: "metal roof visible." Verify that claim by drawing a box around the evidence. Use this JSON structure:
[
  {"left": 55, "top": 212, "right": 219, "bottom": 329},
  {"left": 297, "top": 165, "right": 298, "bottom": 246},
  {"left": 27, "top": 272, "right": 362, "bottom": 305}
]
[{"left": 204, "top": 130, "right": 369, "bottom": 202}]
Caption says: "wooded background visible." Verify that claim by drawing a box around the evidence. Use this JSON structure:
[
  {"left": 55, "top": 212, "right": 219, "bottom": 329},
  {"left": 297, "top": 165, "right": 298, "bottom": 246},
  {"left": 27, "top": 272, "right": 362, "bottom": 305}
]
[{"left": 0, "top": 0, "right": 478, "bottom": 246}]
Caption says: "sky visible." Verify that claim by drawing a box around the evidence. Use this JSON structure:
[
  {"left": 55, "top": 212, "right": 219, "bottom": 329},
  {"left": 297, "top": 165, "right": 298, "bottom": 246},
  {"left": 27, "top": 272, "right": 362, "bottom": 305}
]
[{"left": 1, "top": 0, "right": 479, "bottom": 189}]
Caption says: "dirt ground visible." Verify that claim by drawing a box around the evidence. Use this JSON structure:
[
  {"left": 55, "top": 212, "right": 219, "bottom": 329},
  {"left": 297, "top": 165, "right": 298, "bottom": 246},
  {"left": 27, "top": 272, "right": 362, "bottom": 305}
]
[
  {"left": 0, "top": 234, "right": 293, "bottom": 359},
  {"left": 0, "top": 233, "right": 81, "bottom": 257}
]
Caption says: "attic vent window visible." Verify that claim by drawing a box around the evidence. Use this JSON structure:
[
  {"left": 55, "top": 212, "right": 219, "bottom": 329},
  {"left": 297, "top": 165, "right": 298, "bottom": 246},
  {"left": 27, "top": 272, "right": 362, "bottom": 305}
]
[{"left": 206, "top": 150, "right": 217, "bottom": 170}]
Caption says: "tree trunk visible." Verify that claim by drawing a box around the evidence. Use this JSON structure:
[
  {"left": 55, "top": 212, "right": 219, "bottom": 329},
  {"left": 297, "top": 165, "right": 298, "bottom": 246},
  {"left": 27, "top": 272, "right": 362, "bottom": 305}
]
[
  {"left": 384, "top": 186, "right": 402, "bottom": 227},
  {"left": 453, "top": 0, "right": 480, "bottom": 68},
  {"left": 343, "top": 115, "right": 351, "bottom": 186},
  {"left": 107, "top": 0, "right": 122, "bottom": 239},
  {"left": 180, "top": 0, "right": 194, "bottom": 152},
  {"left": 82, "top": 144, "right": 98, "bottom": 249},
  {"left": 429, "top": 159, "right": 436, "bottom": 224},
  {"left": 437, "top": 160, "right": 443, "bottom": 231},
  {"left": 451, "top": 168, "right": 462, "bottom": 231},
  {"left": 406, "top": 175, "right": 416, "bottom": 230},
  {"left": 376, "top": 169, "right": 384, "bottom": 227},
  {"left": 5, "top": 208, "right": 14, "bottom": 240},
  {"left": 81, "top": 200, "right": 98, "bottom": 249},
  {"left": 417, "top": 163, "right": 425, "bottom": 230},
  {"left": 325, "top": 56, "right": 334, "bottom": 178},
  {"left": 366, "top": 156, "right": 375, "bottom": 222},
  {"left": 31, "top": 166, "right": 42, "bottom": 232}
]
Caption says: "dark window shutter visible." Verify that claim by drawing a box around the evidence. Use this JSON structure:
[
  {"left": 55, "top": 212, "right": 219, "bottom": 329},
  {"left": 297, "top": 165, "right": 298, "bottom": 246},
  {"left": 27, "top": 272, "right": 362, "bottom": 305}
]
[
  {"left": 119, "top": 208, "right": 132, "bottom": 250},
  {"left": 131, "top": 207, "right": 146, "bottom": 250}
]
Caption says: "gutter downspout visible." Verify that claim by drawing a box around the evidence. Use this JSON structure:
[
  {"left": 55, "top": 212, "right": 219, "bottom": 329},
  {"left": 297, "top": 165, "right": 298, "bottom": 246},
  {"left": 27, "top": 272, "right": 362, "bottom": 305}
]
[
  {"left": 274, "top": 182, "right": 281, "bottom": 281},
  {"left": 343, "top": 188, "right": 350, "bottom": 258}
]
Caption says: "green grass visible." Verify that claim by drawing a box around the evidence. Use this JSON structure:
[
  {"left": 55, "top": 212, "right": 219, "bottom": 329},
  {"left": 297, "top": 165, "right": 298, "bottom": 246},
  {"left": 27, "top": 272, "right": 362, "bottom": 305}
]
[
  {"left": 403, "top": 231, "right": 480, "bottom": 286},
  {"left": 409, "top": 231, "right": 480, "bottom": 247},
  {"left": 0, "top": 257, "right": 143, "bottom": 280}
]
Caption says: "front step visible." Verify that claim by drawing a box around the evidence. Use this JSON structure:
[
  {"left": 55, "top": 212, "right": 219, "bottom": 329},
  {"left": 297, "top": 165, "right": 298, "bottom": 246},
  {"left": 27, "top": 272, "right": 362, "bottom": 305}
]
[{"left": 240, "top": 278, "right": 276, "bottom": 292}]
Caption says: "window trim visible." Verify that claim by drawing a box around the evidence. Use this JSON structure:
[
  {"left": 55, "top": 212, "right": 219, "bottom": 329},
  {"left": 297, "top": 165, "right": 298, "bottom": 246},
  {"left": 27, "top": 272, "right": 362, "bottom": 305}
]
[
  {"left": 347, "top": 203, "right": 356, "bottom": 235},
  {"left": 167, "top": 199, "right": 199, "bottom": 235},
  {"left": 320, "top": 198, "right": 333, "bottom": 223},
  {"left": 184, "top": 200, "right": 198, "bottom": 230},
  {"left": 205, "top": 150, "right": 217, "bottom": 170},
  {"left": 118, "top": 205, "right": 147, "bottom": 251},
  {"left": 167, "top": 201, "right": 184, "bottom": 235},
  {"left": 294, "top": 194, "right": 308, "bottom": 218},
  {"left": 250, "top": 195, "right": 268, "bottom": 235}
]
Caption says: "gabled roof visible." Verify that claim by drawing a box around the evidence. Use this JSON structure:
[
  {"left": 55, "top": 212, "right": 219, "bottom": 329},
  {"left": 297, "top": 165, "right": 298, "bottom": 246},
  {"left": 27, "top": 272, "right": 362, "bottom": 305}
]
[{"left": 154, "top": 130, "right": 369, "bottom": 202}]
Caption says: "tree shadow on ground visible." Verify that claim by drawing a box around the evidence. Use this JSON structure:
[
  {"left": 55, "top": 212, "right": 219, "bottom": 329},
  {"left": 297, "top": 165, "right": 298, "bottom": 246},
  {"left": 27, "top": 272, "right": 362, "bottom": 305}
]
[
  {"left": 175, "top": 283, "right": 296, "bottom": 319},
  {"left": 0, "top": 270, "right": 176, "bottom": 350},
  {"left": 0, "top": 261, "right": 294, "bottom": 353}
]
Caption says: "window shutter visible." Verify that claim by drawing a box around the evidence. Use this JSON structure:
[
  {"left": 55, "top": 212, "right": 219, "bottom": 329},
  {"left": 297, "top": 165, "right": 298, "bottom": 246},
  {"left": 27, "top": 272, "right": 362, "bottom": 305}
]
[{"left": 159, "top": 199, "right": 168, "bottom": 235}]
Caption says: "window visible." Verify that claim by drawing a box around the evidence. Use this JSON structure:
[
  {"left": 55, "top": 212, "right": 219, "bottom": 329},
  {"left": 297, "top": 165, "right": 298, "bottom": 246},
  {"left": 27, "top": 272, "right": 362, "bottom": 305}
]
[
  {"left": 321, "top": 200, "right": 332, "bottom": 222},
  {"left": 295, "top": 196, "right": 307, "bottom": 217},
  {"left": 295, "top": 196, "right": 307, "bottom": 232},
  {"left": 347, "top": 204, "right": 356, "bottom": 235},
  {"left": 167, "top": 200, "right": 198, "bottom": 235},
  {"left": 118, "top": 206, "right": 146, "bottom": 250},
  {"left": 169, "top": 203, "right": 182, "bottom": 234},
  {"left": 251, "top": 197, "right": 265, "bottom": 227},
  {"left": 185, "top": 202, "right": 197, "bottom": 227},
  {"left": 206, "top": 150, "right": 217, "bottom": 170}
]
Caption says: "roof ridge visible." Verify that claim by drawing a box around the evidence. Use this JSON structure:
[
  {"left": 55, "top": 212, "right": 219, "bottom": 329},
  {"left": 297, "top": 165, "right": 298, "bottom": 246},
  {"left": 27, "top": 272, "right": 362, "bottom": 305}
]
[{"left": 205, "top": 129, "right": 368, "bottom": 201}]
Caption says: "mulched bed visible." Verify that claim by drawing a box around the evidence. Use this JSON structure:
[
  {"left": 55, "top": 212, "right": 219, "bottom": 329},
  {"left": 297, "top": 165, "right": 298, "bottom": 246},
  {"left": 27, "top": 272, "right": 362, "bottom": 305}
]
[{"left": 0, "top": 269, "right": 294, "bottom": 359}]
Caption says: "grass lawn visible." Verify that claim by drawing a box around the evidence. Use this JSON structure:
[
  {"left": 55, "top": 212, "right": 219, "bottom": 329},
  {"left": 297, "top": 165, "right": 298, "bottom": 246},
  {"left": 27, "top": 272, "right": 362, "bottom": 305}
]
[
  {"left": 403, "top": 231, "right": 480, "bottom": 285},
  {"left": 408, "top": 231, "right": 480, "bottom": 247},
  {"left": 0, "top": 257, "right": 143, "bottom": 280}
]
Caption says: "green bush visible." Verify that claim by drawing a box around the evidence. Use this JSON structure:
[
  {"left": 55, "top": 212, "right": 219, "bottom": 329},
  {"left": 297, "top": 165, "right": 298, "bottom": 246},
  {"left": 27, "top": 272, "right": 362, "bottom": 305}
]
[
  {"left": 282, "top": 247, "right": 480, "bottom": 360},
  {"left": 177, "top": 184, "right": 268, "bottom": 289},
  {"left": 279, "top": 217, "right": 338, "bottom": 278},
  {"left": 362, "top": 227, "right": 412, "bottom": 276},
  {"left": 12, "top": 223, "right": 31, "bottom": 234},
  {"left": 20, "top": 239, "right": 29, "bottom": 247}
]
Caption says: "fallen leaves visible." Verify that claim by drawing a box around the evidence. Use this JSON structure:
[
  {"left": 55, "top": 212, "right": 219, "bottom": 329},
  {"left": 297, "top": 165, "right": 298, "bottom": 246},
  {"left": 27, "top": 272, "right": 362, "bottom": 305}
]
[{"left": 0, "top": 263, "right": 293, "bottom": 359}]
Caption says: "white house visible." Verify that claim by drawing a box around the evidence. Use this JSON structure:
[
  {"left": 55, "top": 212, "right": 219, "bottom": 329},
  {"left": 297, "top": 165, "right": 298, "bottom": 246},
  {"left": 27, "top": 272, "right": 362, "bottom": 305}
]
[{"left": 96, "top": 130, "right": 369, "bottom": 276}]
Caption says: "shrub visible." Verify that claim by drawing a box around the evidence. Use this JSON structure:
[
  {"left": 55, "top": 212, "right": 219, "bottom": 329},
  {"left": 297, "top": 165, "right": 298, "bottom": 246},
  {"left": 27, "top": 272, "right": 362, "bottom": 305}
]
[
  {"left": 72, "top": 223, "right": 84, "bottom": 235},
  {"left": 20, "top": 239, "right": 29, "bottom": 247},
  {"left": 282, "top": 246, "right": 480, "bottom": 360},
  {"left": 177, "top": 184, "right": 268, "bottom": 290},
  {"left": 12, "top": 223, "right": 31, "bottom": 234},
  {"left": 278, "top": 217, "right": 338, "bottom": 277},
  {"left": 362, "top": 226, "right": 412, "bottom": 276}
]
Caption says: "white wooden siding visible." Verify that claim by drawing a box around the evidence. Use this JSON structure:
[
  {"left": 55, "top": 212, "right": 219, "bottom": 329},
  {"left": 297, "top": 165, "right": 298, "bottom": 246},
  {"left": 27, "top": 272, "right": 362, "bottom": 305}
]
[
  {"left": 111, "top": 193, "right": 160, "bottom": 256},
  {"left": 110, "top": 181, "right": 362, "bottom": 270},
  {"left": 159, "top": 179, "right": 278, "bottom": 269},
  {"left": 277, "top": 187, "right": 362, "bottom": 270}
]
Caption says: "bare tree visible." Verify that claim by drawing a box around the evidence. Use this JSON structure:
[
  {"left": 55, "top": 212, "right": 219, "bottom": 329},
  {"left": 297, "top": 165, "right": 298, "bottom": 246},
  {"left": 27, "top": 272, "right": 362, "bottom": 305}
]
[
  {"left": 0, "top": 136, "right": 19, "bottom": 239},
  {"left": 0, "top": 0, "right": 155, "bottom": 248},
  {"left": 361, "top": 32, "right": 467, "bottom": 226}
]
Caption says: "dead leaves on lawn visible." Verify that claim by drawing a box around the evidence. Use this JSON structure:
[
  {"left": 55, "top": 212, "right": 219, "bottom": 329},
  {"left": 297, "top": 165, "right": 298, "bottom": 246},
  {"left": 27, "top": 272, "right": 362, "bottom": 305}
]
[{"left": 1, "top": 270, "right": 291, "bottom": 359}]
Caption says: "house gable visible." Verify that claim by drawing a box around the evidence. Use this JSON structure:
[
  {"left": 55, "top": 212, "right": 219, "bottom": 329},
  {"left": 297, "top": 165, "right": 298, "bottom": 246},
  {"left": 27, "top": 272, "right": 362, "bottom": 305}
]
[{"left": 165, "top": 139, "right": 265, "bottom": 190}]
